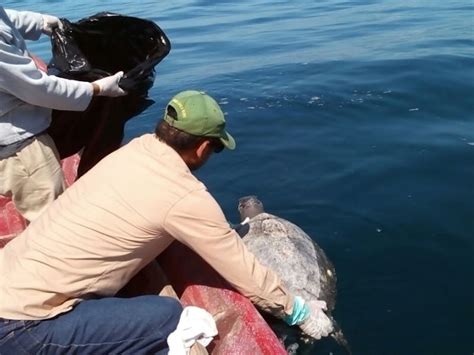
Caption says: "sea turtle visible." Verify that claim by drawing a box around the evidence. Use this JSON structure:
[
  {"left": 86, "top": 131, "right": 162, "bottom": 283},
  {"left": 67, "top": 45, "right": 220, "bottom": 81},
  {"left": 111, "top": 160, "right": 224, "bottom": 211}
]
[{"left": 237, "top": 195, "right": 350, "bottom": 353}]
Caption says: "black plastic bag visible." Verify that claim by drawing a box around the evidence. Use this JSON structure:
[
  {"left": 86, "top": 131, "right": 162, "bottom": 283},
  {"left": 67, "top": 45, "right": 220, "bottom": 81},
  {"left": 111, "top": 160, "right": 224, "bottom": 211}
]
[{"left": 48, "top": 12, "right": 171, "bottom": 177}]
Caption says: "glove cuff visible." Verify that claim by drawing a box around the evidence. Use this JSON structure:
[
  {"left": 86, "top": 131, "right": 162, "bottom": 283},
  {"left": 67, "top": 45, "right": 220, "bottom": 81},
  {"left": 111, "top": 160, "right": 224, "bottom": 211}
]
[
  {"left": 41, "top": 15, "right": 57, "bottom": 35},
  {"left": 283, "top": 296, "right": 310, "bottom": 326}
]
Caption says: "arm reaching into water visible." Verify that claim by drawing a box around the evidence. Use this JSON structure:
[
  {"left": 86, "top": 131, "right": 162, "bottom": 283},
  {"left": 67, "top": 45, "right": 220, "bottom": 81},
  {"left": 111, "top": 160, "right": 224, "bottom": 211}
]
[{"left": 164, "top": 188, "right": 332, "bottom": 341}]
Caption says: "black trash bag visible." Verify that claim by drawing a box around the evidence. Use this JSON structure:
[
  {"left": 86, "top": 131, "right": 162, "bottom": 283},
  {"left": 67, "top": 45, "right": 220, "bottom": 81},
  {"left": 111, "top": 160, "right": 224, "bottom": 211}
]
[{"left": 47, "top": 12, "right": 171, "bottom": 178}]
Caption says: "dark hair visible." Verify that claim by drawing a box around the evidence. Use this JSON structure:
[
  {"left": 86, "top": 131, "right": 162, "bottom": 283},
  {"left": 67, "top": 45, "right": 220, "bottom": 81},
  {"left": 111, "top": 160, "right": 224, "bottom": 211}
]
[
  {"left": 154, "top": 106, "right": 202, "bottom": 151},
  {"left": 155, "top": 105, "right": 224, "bottom": 153}
]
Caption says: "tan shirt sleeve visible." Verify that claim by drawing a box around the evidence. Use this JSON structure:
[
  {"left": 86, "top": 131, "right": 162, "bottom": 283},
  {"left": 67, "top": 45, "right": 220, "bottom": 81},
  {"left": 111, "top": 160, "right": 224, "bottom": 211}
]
[{"left": 164, "top": 189, "right": 294, "bottom": 318}]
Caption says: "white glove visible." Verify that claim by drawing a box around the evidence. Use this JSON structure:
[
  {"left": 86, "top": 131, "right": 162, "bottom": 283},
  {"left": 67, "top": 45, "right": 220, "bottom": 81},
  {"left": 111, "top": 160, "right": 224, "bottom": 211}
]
[
  {"left": 92, "top": 72, "right": 127, "bottom": 97},
  {"left": 167, "top": 306, "right": 218, "bottom": 355},
  {"left": 298, "top": 300, "right": 333, "bottom": 340},
  {"left": 42, "top": 14, "right": 63, "bottom": 36}
]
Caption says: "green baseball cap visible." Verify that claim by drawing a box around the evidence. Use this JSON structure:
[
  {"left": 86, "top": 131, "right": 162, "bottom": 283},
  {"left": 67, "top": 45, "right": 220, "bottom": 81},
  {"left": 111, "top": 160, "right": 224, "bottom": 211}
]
[{"left": 164, "top": 90, "right": 236, "bottom": 150}]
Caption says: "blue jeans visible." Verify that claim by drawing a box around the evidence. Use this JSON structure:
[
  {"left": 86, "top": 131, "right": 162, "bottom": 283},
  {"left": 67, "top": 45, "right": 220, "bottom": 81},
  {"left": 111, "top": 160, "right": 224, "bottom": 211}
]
[{"left": 0, "top": 295, "right": 182, "bottom": 354}]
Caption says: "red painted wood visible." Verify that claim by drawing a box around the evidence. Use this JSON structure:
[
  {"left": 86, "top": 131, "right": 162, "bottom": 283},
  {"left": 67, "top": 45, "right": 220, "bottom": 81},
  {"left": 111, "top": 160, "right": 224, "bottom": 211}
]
[
  {"left": 0, "top": 196, "right": 26, "bottom": 247},
  {"left": 61, "top": 153, "right": 80, "bottom": 188},
  {"left": 158, "top": 243, "right": 287, "bottom": 355}
]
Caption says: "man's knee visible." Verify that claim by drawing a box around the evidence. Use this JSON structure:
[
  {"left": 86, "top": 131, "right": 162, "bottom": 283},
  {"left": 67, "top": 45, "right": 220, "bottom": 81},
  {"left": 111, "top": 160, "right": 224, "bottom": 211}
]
[
  {"left": 157, "top": 296, "right": 182, "bottom": 333},
  {"left": 135, "top": 295, "right": 183, "bottom": 335}
]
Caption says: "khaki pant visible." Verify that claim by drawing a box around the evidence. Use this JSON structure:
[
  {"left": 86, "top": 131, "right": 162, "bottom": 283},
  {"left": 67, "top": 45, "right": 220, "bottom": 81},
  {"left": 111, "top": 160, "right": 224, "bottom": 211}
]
[{"left": 0, "top": 134, "right": 65, "bottom": 222}]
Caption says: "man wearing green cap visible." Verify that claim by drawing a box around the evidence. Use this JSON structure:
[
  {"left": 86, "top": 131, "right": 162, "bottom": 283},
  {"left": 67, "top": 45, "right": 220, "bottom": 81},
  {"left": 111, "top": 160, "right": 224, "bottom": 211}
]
[
  {"left": 158, "top": 90, "right": 236, "bottom": 171},
  {"left": 0, "top": 90, "right": 332, "bottom": 353}
]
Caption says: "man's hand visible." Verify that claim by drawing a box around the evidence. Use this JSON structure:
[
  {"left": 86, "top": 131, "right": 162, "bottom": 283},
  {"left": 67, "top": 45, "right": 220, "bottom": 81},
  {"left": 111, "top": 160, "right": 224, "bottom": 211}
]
[
  {"left": 92, "top": 72, "right": 127, "bottom": 97},
  {"left": 42, "top": 14, "right": 63, "bottom": 36},
  {"left": 298, "top": 300, "right": 333, "bottom": 340}
]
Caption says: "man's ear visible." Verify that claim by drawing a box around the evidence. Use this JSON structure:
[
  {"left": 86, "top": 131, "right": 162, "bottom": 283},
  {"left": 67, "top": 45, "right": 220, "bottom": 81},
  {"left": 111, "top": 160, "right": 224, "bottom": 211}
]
[{"left": 195, "top": 139, "right": 213, "bottom": 158}]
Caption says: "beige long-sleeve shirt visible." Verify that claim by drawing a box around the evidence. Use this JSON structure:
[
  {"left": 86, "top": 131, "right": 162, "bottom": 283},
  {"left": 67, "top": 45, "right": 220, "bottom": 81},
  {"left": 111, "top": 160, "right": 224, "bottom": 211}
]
[{"left": 0, "top": 134, "right": 293, "bottom": 320}]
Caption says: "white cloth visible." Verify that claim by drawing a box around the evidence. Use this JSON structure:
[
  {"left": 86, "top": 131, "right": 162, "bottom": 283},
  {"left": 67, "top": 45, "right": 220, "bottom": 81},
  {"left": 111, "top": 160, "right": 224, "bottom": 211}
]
[{"left": 167, "top": 306, "right": 218, "bottom": 355}]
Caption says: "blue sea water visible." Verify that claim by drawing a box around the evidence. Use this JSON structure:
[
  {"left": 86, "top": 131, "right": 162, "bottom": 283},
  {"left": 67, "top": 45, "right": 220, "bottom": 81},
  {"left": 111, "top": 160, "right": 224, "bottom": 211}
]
[{"left": 5, "top": 0, "right": 473, "bottom": 354}]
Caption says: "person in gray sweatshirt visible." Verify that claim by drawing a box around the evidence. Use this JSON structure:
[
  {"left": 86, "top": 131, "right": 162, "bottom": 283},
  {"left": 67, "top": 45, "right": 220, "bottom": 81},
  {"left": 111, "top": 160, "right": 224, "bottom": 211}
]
[{"left": 0, "top": 6, "right": 127, "bottom": 222}]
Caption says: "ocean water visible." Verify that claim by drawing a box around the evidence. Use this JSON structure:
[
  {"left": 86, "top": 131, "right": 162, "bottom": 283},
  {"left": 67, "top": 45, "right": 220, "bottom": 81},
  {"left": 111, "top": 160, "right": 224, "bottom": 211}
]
[{"left": 5, "top": 0, "right": 473, "bottom": 354}]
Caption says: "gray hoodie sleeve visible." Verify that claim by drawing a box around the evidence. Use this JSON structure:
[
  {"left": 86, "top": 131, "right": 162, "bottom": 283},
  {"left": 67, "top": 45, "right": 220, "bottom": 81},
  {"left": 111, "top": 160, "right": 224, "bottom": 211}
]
[
  {"left": 4, "top": 9, "right": 43, "bottom": 41},
  {"left": 0, "top": 47, "right": 93, "bottom": 112},
  {"left": 0, "top": 10, "right": 93, "bottom": 111},
  {"left": 0, "top": 8, "right": 93, "bottom": 112}
]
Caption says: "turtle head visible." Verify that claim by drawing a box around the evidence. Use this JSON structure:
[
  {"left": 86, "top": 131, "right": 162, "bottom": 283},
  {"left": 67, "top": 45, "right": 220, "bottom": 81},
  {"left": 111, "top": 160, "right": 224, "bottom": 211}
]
[{"left": 238, "top": 195, "right": 264, "bottom": 221}]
